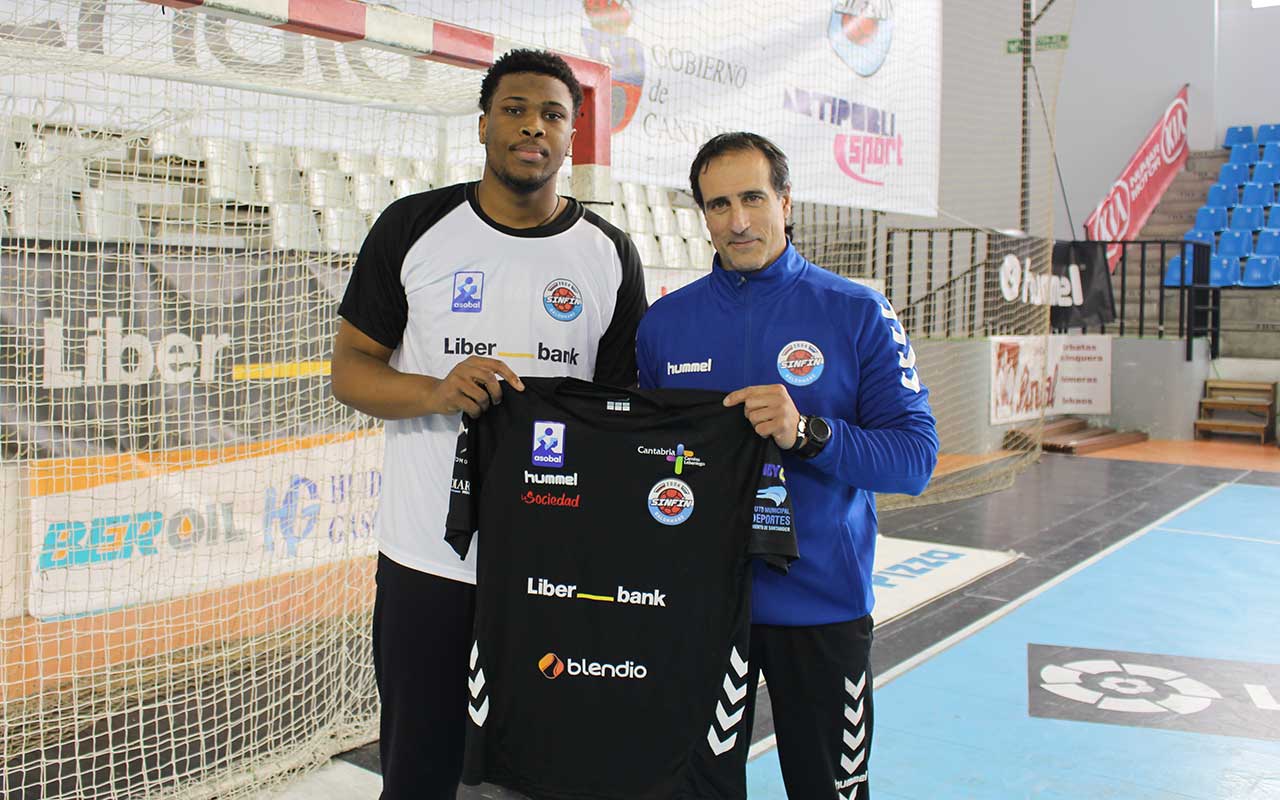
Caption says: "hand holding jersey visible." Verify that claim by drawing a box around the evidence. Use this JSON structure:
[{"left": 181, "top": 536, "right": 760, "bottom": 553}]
[
  {"left": 723, "top": 383, "right": 803, "bottom": 451},
  {"left": 433, "top": 356, "right": 525, "bottom": 417}
]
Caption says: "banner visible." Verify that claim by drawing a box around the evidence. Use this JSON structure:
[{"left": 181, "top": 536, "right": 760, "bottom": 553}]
[
  {"left": 990, "top": 335, "right": 1111, "bottom": 425},
  {"left": 1084, "top": 85, "right": 1189, "bottom": 271},
  {"left": 1049, "top": 241, "right": 1115, "bottom": 329},
  {"left": 3, "top": 0, "right": 943, "bottom": 215}
]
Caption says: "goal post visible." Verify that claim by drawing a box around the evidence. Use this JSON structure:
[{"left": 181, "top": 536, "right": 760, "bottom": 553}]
[{"left": 0, "top": 2, "right": 609, "bottom": 798}]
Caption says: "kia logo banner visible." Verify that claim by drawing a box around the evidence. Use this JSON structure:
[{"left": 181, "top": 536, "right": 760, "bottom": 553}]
[{"left": 1085, "top": 85, "right": 1189, "bottom": 271}]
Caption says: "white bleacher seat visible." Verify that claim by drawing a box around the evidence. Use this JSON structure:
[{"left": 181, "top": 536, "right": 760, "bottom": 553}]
[
  {"left": 659, "top": 235, "right": 692, "bottom": 269},
  {"left": 0, "top": 207, "right": 7, "bottom": 238},
  {"left": 307, "top": 170, "right": 350, "bottom": 208},
  {"left": 353, "top": 173, "right": 396, "bottom": 215},
  {"left": 393, "top": 176, "right": 429, "bottom": 199},
  {"left": 620, "top": 181, "right": 645, "bottom": 208},
  {"left": 100, "top": 178, "right": 185, "bottom": 207},
  {"left": 79, "top": 189, "right": 143, "bottom": 240},
  {"left": 625, "top": 204, "right": 653, "bottom": 235},
  {"left": 633, "top": 233, "right": 661, "bottom": 268},
  {"left": 321, "top": 208, "right": 369, "bottom": 253},
  {"left": 375, "top": 155, "right": 413, "bottom": 179},
  {"left": 295, "top": 148, "right": 338, "bottom": 172},
  {"left": 412, "top": 158, "right": 440, "bottom": 185},
  {"left": 8, "top": 183, "right": 82, "bottom": 239},
  {"left": 270, "top": 204, "right": 322, "bottom": 251},
  {"left": 338, "top": 151, "right": 376, "bottom": 175},
  {"left": 610, "top": 182, "right": 626, "bottom": 208},
  {"left": 201, "top": 139, "right": 256, "bottom": 204},
  {"left": 674, "top": 207, "right": 706, "bottom": 239},
  {"left": 650, "top": 206, "right": 678, "bottom": 237},
  {"left": 642, "top": 267, "right": 670, "bottom": 305},
  {"left": 447, "top": 162, "right": 484, "bottom": 184},
  {"left": 686, "top": 237, "right": 715, "bottom": 268},
  {"left": 25, "top": 136, "right": 89, "bottom": 191},
  {"left": 150, "top": 128, "right": 201, "bottom": 162},
  {"left": 246, "top": 142, "right": 294, "bottom": 169},
  {"left": 593, "top": 204, "right": 626, "bottom": 229},
  {"left": 644, "top": 184, "right": 671, "bottom": 208},
  {"left": 257, "top": 167, "right": 307, "bottom": 205}
]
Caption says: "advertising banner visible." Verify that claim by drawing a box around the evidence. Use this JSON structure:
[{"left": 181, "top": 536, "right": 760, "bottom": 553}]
[
  {"left": 1085, "top": 85, "right": 1189, "bottom": 271},
  {"left": 1050, "top": 240, "right": 1115, "bottom": 329},
  {"left": 990, "top": 335, "right": 1111, "bottom": 425}
]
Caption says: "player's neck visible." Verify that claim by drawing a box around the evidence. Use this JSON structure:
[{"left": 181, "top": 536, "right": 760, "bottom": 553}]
[{"left": 475, "top": 176, "right": 562, "bottom": 229}]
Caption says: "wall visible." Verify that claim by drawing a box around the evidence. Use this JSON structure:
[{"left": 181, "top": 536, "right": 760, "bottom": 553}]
[
  {"left": 1097, "top": 337, "right": 1212, "bottom": 440},
  {"left": 1052, "top": 0, "right": 1217, "bottom": 241},
  {"left": 1216, "top": 0, "right": 1280, "bottom": 138}
]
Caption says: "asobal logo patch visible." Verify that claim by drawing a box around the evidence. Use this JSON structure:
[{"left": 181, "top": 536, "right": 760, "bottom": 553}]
[
  {"left": 532, "top": 421, "right": 565, "bottom": 468},
  {"left": 452, "top": 271, "right": 484, "bottom": 312},
  {"left": 1028, "top": 644, "right": 1280, "bottom": 741}
]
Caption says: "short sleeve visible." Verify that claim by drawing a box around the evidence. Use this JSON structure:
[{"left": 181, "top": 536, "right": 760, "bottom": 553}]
[{"left": 747, "top": 443, "right": 799, "bottom": 573}]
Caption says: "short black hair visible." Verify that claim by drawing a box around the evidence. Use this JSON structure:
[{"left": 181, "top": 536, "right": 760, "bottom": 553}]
[
  {"left": 478, "top": 49, "right": 584, "bottom": 116},
  {"left": 688, "top": 132, "right": 791, "bottom": 209}
]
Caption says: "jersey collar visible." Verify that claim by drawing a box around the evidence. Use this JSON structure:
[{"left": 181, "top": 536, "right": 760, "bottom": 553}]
[
  {"left": 465, "top": 182, "right": 582, "bottom": 238},
  {"left": 709, "top": 241, "right": 806, "bottom": 299}
]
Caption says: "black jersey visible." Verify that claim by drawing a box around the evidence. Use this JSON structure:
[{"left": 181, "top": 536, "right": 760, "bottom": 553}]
[{"left": 446, "top": 377, "right": 798, "bottom": 800}]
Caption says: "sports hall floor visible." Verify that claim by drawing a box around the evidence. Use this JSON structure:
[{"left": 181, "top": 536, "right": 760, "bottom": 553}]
[{"left": 273, "top": 440, "right": 1280, "bottom": 800}]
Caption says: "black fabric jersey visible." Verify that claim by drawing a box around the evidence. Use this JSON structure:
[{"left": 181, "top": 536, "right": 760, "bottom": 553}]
[{"left": 446, "top": 377, "right": 798, "bottom": 800}]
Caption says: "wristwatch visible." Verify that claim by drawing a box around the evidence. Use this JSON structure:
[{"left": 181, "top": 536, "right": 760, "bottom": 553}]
[{"left": 790, "top": 414, "right": 832, "bottom": 459}]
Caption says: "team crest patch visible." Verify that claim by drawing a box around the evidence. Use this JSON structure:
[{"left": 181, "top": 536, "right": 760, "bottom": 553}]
[
  {"left": 543, "top": 278, "right": 583, "bottom": 322},
  {"left": 776, "top": 341, "right": 826, "bottom": 386},
  {"left": 647, "top": 479, "right": 694, "bottom": 526}
]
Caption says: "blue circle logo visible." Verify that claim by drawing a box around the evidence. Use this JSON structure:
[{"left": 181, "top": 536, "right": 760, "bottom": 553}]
[
  {"left": 543, "top": 279, "right": 583, "bottom": 322},
  {"left": 776, "top": 341, "right": 825, "bottom": 386},
  {"left": 648, "top": 479, "right": 694, "bottom": 526}
]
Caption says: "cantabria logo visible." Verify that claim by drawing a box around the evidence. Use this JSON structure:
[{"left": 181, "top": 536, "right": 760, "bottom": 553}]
[
  {"left": 42, "top": 316, "right": 232, "bottom": 388},
  {"left": 539, "top": 652, "right": 649, "bottom": 680}
]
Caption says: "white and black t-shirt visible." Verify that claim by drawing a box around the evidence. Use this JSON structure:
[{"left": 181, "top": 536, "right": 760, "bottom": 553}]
[
  {"left": 338, "top": 183, "right": 646, "bottom": 582},
  {"left": 446, "top": 377, "right": 798, "bottom": 800}
]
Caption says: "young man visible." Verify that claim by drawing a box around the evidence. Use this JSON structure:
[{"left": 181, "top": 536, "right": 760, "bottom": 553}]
[
  {"left": 331, "top": 49, "right": 645, "bottom": 799},
  {"left": 636, "top": 132, "right": 938, "bottom": 799}
]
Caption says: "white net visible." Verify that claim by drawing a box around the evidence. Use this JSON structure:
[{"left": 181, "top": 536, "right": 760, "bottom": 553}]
[{"left": 0, "top": 1, "right": 1079, "bottom": 797}]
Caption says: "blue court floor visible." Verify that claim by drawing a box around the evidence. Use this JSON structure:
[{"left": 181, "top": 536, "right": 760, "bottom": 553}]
[{"left": 746, "top": 482, "right": 1280, "bottom": 799}]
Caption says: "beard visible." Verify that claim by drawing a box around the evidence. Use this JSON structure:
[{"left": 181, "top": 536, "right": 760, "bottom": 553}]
[{"left": 489, "top": 160, "right": 557, "bottom": 195}]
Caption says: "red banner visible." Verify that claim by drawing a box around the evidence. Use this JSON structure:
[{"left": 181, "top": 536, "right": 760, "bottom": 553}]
[{"left": 1085, "top": 85, "right": 1189, "bottom": 271}]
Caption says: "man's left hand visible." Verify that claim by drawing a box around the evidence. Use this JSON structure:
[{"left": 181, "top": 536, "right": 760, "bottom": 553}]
[{"left": 723, "top": 384, "right": 801, "bottom": 450}]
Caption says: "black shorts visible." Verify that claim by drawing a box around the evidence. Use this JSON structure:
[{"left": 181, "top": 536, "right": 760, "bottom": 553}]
[
  {"left": 373, "top": 553, "right": 476, "bottom": 800},
  {"left": 744, "top": 615, "right": 875, "bottom": 800}
]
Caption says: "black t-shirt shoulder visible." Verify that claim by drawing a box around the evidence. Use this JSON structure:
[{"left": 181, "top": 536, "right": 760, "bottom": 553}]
[{"left": 581, "top": 209, "right": 647, "bottom": 387}]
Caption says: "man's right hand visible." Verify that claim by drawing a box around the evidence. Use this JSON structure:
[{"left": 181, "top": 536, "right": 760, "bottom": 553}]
[{"left": 431, "top": 356, "right": 526, "bottom": 417}]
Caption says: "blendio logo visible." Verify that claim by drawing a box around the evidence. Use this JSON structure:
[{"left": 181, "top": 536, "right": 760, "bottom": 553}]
[
  {"left": 667, "top": 357, "right": 712, "bottom": 375},
  {"left": 539, "top": 652, "right": 648, "bottom": 680},
  {"left": 524, "top": 471, "right": 579, "bottom": 486}
]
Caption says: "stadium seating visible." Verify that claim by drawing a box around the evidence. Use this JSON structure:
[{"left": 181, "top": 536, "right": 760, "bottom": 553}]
[
  {"left": 1230, "top": 205, "right": 1265, "bottom": 232},
  {"left": 1223, "top": 125, "right": 1254, "bottom": 149},
  {"left": 1209, "top": 255, "right": 1242, "bottom": 286},
  {"left": 1218, "top": 229, "right": 1253, "bottom": 259},
  {"left": 1253, "top": 161, "right": 1280, "bottom": 186},
  {"left": 1163, "top": 255, "right": 1189, "bottom": 287},
  {"left": 1241, "top": 183, "right": 1277, "bottom": 207},
  {"left": 1219, "top": 162, "right": 1250, "bottom": 187},
  {"left": 1230, "top": 143, "right": 1259, "bottom": 165},
  {"left": 1258, "top": 124, "right": 1280, "bottom": 146},
  {"left": 1242, "top": 255, "right": 1280, "bottom": 287},
  {"left": 1206, "top": 182, "right": 1235, "bottom": 208},
  {"left": 1256, "top": 228, "right": 1280, "bottom": 257},
  {"left": 1268, "top": 206, "right": 1280, "bottom": 228},
  {"left": 1264, "top": 142, "right": 1280, "bottom": 165},
  {"left": 1195, "top": 206, "right": 1227, "bottom": 232}
]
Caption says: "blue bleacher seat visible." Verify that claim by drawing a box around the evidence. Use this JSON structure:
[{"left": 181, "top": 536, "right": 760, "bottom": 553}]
[
  {"left": 1206, "top": 182, "right": 1235, "bottom": 208},
  {"left": 1240, "top": 183, "right": 1276, "bottom": 207},
  {"left": 1268, "top": 207, "right": 1280, "bottom": 228},
  {"left": 1163, "top": 256, "right": 1190, "bottom": 287},
  {"left": 1263, "top": 143, "right": 1280, "bottom": 165},
  {"left": 1253, "top": 162, "right": 1280, "bottom": 186},
  {"left": 1241, "top": 255, "right": 1280, "bottom": 287},
  {"left": 1209, "top": 255, "right": 1242, "bottom": 286},
  {"left": 1219, "top": 162, "right": 1250, "bottom": 186},
  {"left": 1230, "top": 205, "right": 1265, "bottom": 231},
  {"left": 1258, "top": 124, "right": 1280, "bottom": 146},
  {"left": 1218, "top": 229, "right": 1253, "bottom": 259},
  {"left": 1183, "top": 228, "right": 1214, "bottom": 247},
  {"left": 1195, "top": 205, "right": 1228, "bottom": 231},
  {"left": 1223, "top": 125, "right": 1254, "bottom": 149},
  {"left": 1230, "top": 143, "right": 1259, "bottom": 165},
  {"left": 1256, "top": 228, "right": 1280, "bottom": 256}
]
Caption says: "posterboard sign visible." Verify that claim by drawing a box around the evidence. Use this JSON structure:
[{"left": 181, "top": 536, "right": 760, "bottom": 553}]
[
  {"left": 27, "top": 434, "right": 383, "bottom": 619},
  {"left": 990, "top": 335, "right": 1111, "bottom": 425}
]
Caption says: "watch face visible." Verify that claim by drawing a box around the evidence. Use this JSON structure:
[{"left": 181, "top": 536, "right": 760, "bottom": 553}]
[{"left": 810, "top": 416, "right": 832, "bottom": 442}]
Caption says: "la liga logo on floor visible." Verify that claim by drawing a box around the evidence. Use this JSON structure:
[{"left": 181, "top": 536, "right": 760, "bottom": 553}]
[{"left": 1027, "top": 643, "right": 1280, "bottom": 741}]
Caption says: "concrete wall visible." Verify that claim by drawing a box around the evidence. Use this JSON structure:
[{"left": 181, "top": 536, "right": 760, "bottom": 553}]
[
  {"left": 1053, "top": 0, "right": 1217, "bottom": 240},
  {"left": 1216, "top": 0, "right": 1280, "bottom": 139},
  {"left": 1, "top": 462, "right": 27, "bottom": 620},
  {"left": 1096, "top": 337, "right": 1213, "bottom": 440}
]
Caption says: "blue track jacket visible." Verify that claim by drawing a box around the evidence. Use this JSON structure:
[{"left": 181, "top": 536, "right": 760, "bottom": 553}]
[{"left": 637, "top": 244, "right": 939, "bottom": 625}]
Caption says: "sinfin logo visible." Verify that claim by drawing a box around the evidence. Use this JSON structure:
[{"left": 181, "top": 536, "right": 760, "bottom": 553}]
[
  {"left": 828, "top": 0, "right": 895, "bottom": 77},
  {"left": 776, "top": 341, "right": 825, "bottom": 386},
  {"left": 648, "top": 478, "right": 695, "bottom": 526},
  {"left": 543, "top": 278, "right": 584, "bottom": 322}
]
